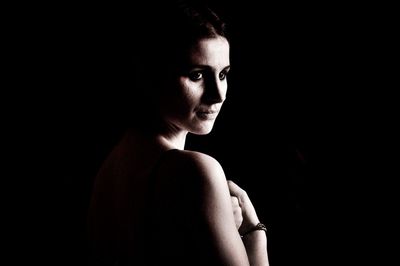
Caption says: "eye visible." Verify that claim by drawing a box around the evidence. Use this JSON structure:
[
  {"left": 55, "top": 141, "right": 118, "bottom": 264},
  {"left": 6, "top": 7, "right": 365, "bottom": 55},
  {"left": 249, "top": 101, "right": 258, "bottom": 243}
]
[
  {"left": 188, "top": 71, "right": 203, "bottom": 81},
  {"left": 219, "top": 71, "right": 228, "bottom": 81}
]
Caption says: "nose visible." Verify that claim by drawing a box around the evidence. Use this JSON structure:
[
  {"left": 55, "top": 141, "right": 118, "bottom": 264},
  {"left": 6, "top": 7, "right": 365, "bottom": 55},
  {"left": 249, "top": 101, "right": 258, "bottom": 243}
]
[{"left": 203, "top": 77, "right": 226, "bottom": 104}]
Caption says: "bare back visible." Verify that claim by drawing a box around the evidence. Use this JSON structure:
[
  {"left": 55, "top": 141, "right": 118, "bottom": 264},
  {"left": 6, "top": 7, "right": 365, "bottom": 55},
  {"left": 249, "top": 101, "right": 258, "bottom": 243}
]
[
  {"left": 88, "top": 130, "right": 171, "bottom": 264},
  {"left": 88, "top": 130, "right": 249, "bottom": 265}
]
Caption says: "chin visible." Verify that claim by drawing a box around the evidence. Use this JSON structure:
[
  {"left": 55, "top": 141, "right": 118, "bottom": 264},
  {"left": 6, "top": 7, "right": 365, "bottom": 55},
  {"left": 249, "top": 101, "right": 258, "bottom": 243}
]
[{"left": 190, "top": 122, "right": 215, "bottom": 135}]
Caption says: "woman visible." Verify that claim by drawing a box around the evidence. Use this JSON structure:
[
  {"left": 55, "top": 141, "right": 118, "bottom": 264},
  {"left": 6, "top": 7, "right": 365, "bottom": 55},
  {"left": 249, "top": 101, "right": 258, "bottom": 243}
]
[{"left": 88, "top": 1, "right": 269, "bottom": 265}]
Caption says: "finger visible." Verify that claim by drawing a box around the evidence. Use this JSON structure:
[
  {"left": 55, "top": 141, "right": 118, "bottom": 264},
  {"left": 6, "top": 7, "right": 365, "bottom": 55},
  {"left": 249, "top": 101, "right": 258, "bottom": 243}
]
[
  {"left": 228, "top": 180, "right": 249, "bottom": 208},
  {"left": 227, "top": 180, "right": 241, "bottom": 194},
  {"left": 233, "top": 208, "right": 242, "bottom": 219},
  {"left": 231, "top": 195, "right": 239, "bottom": 207},
  {"left": 227, "top": 180, "right": 246, "bottom": 197}
]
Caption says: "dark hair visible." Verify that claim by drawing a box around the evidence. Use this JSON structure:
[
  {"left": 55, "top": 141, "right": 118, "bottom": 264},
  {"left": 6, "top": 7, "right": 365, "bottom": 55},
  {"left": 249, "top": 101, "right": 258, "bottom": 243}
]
[
  {"left": 120, "top": 1, "right": 229, "bottom": 130},
  {"left": 135, "top": 1, "right": 228, "bottom": 79}
]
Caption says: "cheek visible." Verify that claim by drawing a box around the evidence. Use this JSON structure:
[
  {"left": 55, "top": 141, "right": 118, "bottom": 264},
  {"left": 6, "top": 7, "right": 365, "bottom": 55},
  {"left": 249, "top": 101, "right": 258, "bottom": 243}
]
[
  {"left": 177, "top": 79, "right": 203, "bottom": 107},
  {"left": 221, "top": 82, "right": 228, "bottom": 97},
  {"left": 161, "top": 79, "right": 201, "bottom": 119}
]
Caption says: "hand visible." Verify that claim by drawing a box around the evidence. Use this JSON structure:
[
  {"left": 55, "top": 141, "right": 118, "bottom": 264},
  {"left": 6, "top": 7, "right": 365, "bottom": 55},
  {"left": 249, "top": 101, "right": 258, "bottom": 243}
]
[
  {"left": 227, "top": 180, "right": 260, "bottom": 236},
  {"left": 231, "top": 195, "right": 243, "bottom": 230}
]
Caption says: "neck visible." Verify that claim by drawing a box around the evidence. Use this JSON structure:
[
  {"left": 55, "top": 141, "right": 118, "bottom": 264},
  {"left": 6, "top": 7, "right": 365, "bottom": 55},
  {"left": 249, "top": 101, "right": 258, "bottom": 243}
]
[
  {"left": 135, "top": 116, "right": 188, "bottom": 150},
  {"left": 156, "top": 130, "right": 187, "bottom": 150}
]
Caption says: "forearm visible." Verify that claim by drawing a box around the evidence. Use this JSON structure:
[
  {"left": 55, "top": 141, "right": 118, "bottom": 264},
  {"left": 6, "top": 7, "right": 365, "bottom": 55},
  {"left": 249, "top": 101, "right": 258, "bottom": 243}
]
[{"left": 242, "top": 230, "right": 269, "bottom": 266}]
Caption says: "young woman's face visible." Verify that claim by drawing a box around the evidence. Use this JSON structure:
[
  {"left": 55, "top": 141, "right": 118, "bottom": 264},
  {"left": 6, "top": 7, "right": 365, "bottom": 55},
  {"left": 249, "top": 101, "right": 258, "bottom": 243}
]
[{"left": 160, "top": 36, "right": 230, "bottom": 135}]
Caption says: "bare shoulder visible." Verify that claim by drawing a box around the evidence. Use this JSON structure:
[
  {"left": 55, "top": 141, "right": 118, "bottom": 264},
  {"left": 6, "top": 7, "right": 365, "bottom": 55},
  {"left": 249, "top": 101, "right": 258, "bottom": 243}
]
[
  {"left": 156, "top": 149, "right": 231, "bottom": 219},
  {"left": 155, "top": 150, "right": 248, "bottom": 265},
  {"left": 160, "top": 149, "right": 226, "bottom": 185}
]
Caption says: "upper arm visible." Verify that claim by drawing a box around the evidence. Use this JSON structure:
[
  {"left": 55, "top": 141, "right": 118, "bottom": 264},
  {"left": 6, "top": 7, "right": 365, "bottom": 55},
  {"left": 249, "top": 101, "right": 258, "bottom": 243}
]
[{"left": 161, "top": 151, "right": 250, "bottom": 265}]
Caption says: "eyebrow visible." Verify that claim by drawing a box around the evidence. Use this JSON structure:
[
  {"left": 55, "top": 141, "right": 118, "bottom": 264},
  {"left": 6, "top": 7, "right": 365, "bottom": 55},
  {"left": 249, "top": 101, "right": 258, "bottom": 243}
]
[{"left": 189, "top": 65, "right": 231, "bottom": 71}]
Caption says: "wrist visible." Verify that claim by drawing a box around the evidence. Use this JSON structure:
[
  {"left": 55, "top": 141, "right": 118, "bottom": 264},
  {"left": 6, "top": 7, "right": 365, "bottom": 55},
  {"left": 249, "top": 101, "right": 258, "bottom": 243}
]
[
  {"left": 240, "top": 222, "right": 267, "bottom": 238},
  {"left": 241, "top": 229, "right": 269, "bottom": 265}
]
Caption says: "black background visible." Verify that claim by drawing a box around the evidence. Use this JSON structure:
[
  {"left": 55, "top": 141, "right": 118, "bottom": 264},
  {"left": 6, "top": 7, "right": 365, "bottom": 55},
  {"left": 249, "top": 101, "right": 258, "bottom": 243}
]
[{"left": 12, "top": 1, "right": 396, "bottom": 265}]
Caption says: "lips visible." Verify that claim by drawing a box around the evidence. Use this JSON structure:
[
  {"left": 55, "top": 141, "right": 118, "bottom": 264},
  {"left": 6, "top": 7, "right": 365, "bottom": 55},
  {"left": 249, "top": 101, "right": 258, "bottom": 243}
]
[
  {"left": 197, "top": 107, "right": 219, "bottom": 114},
  {"left": 198, "top": 110, "right": 218, "bottom": 114},
  {"left": 196, "top": 109, "right": 219, "bottom": 120}
]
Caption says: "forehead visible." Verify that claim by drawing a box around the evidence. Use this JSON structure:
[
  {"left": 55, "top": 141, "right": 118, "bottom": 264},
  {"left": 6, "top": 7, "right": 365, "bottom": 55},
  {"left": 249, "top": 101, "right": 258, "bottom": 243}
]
[{"left": 187, "top": 37, "right": 230, "bottom": 67}]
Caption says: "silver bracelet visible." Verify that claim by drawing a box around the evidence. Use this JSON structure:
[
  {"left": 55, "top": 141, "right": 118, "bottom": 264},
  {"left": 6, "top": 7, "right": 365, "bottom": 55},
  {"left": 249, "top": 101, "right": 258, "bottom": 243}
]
[{"left": 241, "top": 223, "right": 267, "bottom": 237}]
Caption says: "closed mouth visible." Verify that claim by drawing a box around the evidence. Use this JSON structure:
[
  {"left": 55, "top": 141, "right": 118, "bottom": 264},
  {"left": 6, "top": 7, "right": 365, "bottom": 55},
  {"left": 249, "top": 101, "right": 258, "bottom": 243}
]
[
  {"left": 197, "top": 109, "right": 219, "bottom": 114},
  {"left": 198, "top": 111, "right": 217, "bottom": 114},
  {"left": 196, "top": 110, "right": 219, "bottom": 120}
]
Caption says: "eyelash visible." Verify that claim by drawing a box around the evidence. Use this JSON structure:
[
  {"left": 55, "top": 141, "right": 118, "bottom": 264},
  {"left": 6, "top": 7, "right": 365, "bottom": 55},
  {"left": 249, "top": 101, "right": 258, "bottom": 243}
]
[
  {"left": 219, "top": 71, "right": 228, "bottom": 81},
  {"left": 188, "top": 71, "right": 229, "bottom": 82},
  {"left": 188, "top": 71, "right": 203, "bottom": 81}
]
